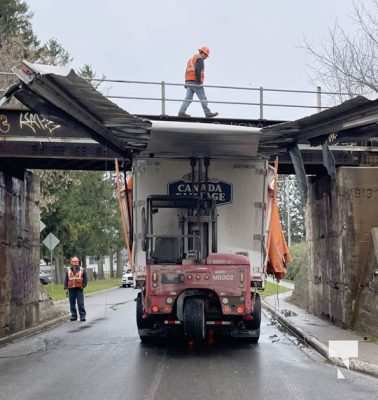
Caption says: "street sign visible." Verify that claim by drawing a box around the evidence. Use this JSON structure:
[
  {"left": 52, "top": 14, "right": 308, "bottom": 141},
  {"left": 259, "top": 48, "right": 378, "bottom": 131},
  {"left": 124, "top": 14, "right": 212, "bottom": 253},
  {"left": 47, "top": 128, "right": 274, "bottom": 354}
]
[
  {"left": 43, "top": 233, "right": 60, "bottom": 251},
  {"left": 40, "top": 220, "right": 46, "bottom": 233}
]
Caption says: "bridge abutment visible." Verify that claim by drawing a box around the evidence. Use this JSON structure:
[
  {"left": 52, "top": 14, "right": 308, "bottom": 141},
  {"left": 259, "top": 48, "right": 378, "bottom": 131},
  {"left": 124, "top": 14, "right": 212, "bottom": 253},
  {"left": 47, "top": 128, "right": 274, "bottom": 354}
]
[
  {"left": 0, "top": 170, "right": 41, "bottom": 336},
  {"left": 296, "top": 167, "right": 378, "bottom": 335}
]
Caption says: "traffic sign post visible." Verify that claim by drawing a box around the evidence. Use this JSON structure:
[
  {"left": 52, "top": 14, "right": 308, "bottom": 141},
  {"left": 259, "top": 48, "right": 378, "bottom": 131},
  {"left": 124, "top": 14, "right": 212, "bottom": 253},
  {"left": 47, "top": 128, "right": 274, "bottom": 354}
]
[{"left": 42, "top": 232, "right": 60, "bottom": 268}]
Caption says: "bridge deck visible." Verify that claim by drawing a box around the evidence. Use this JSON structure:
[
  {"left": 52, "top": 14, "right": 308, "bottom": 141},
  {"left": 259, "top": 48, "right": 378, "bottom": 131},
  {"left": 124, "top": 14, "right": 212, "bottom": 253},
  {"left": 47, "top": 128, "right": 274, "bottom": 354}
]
[{"left": 1, "top": 62, "right": 378, "bottom": 174}]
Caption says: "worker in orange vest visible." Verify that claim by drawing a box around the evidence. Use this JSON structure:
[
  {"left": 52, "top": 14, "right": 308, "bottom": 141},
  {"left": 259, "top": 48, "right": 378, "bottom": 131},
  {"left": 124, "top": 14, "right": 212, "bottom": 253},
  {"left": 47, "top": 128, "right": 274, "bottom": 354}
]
[
  {"left": 64, "top": 256, "right": 88, "bottom": 321},
  {"left": 178, "top": 46, "right": 218, "bottom": 118}
]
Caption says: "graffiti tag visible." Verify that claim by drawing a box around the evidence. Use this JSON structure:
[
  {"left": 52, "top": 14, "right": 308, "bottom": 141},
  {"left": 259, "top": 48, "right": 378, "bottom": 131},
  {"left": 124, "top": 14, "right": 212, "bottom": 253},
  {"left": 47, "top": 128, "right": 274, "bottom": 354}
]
[
  {"left": 19, "top": 112, "right": 61, "bottom": 135},
  {"left": 0, "top": 114, "right": 10, "bottom": 134}
]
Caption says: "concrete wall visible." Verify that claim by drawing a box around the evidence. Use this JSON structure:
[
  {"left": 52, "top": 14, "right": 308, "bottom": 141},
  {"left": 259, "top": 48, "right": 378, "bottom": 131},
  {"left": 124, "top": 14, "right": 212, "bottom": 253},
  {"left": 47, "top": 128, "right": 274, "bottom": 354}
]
[
  {"left": 0, "top": 170, "right": 41, "bottom": 336},
  {"left": 294, "top": 167, "right": 378, "bottom": 335}
]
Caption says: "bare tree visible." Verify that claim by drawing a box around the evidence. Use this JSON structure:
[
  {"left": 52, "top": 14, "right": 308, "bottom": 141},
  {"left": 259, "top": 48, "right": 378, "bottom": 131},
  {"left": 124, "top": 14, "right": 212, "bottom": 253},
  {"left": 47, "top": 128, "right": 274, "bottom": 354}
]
[{"left": 305, "top": 0, "right": 378, "bottom": 100}]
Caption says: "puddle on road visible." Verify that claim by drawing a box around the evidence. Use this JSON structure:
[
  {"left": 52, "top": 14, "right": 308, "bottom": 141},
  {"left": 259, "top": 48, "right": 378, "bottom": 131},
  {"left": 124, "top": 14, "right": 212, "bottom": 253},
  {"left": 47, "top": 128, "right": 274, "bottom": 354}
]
[
  {"left": 0, "top": 336, "right": 63, "bottom": 359},
  {"left": 67, "top": 316, "right": 108, "bottom": 333},
  {"left": 109, "top": 299, "right": 135, "bottom": 311},
  {"left": 264, "top": 311, "right": 303, "bottom": 346}
]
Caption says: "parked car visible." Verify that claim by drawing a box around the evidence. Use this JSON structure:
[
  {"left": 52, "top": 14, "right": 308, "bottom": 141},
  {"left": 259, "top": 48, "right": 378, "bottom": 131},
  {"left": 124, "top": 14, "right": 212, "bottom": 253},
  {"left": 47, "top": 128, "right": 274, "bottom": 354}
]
[
  {"left": 121, "top": 270, "right": 135, "bottom": 288},
  {"left": 39, "top": 264, "right": 53, "bottom": 285},
  {"left": 39, "top": 271, "right": 51, "bottom": 285}
]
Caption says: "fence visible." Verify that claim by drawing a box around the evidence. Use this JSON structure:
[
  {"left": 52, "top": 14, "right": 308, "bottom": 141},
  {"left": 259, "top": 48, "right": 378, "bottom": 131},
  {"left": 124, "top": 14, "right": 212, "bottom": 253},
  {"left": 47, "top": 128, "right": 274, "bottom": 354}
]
[{"left": 0, "top": 71, "right": 357, "bottom": 119}]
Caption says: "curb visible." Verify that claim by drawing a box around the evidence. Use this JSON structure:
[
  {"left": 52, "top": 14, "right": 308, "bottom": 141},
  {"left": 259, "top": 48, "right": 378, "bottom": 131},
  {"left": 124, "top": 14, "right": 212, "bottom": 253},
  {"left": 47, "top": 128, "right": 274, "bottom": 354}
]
[
  {"left": 0, "top": 313, "right": 69, "bottom": 348},
  {"left": 262, "top": 299, "right": 378, "bottom": 379}
]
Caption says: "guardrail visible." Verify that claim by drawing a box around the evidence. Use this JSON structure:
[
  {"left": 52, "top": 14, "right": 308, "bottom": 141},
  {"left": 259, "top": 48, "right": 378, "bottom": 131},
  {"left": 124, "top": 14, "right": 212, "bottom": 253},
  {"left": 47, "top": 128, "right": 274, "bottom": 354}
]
[{"left": 0, "top": 71, "right": 357, "bottom": 119}]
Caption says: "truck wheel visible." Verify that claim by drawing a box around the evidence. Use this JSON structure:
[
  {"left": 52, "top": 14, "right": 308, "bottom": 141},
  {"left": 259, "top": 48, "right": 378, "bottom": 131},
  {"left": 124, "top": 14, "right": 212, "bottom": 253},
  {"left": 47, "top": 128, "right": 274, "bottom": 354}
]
[
  {"left": 251, "top": 293, "right": 261, "bottom": 330},
  {"left": 184, "top": 298, "right": 206, "bottom": 342},
  {"left": 136, "top": 293, "right": 148, "bottom": 329},
  {"left": 136, "top": 293, "right": 156, "bottom": 344},
  {"left": 247, "top": 293, "right": 261, "bottom": 330}
]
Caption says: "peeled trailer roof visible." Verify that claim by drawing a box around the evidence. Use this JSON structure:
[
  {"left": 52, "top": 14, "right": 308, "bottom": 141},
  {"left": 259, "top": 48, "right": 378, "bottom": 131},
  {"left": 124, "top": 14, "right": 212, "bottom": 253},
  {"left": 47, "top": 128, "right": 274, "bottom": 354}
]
[
  {"left": 1, "top": 62, "right": 262, "bottom": 160},
  {"left": 2, "top": 61, "right": 378, "bottom": 163},
  {"left": 2, "top": 61, "right": 151, "bottom": 158}
]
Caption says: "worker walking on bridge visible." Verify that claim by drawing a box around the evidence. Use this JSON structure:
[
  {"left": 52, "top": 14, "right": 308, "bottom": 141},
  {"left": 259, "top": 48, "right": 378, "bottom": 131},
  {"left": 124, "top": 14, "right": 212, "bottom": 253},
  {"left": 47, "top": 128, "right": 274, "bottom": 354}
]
[
  {"left": 64, "top": 256, "right": 87, "bottom": 321},
  {"left": 178, "top": 46, "right": 218, "bottom": 118}
]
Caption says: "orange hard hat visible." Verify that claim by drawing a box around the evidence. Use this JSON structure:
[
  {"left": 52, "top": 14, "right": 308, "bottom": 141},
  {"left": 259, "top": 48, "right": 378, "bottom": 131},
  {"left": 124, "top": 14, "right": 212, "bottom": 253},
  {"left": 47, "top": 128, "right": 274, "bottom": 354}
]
[
  {"left": 199, "top": 46, "right": 210, "bottom": 56},
  {"left": 70, "top": 256, "right": 80, "bottom": 266}
]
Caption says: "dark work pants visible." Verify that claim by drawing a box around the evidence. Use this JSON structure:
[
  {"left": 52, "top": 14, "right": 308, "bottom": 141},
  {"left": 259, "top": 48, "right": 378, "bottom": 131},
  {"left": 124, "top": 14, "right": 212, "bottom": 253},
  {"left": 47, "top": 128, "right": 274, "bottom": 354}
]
[{"left": 68, "top": 288, "right": 86, "bottom": 320}]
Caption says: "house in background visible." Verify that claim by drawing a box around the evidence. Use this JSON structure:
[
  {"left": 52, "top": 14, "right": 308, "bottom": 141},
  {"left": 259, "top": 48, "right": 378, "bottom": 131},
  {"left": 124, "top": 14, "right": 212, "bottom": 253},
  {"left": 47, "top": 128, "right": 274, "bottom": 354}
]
[{"left": 85, "top": 250, "right": 128, "bottom": 278}]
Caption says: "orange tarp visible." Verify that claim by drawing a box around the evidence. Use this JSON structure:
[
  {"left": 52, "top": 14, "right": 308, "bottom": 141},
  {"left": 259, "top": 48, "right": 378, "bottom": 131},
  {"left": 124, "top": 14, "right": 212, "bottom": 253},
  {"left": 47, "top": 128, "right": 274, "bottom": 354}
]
[{"left": 266, "top": 163, "right": 292, "bottom": 280}]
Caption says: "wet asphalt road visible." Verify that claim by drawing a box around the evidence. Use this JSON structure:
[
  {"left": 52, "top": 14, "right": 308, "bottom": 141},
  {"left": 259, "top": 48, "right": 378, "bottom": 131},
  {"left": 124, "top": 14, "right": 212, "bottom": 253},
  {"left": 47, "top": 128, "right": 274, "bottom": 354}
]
[{"left": 0, "top": 288, "right": 377, "bottom": 400}]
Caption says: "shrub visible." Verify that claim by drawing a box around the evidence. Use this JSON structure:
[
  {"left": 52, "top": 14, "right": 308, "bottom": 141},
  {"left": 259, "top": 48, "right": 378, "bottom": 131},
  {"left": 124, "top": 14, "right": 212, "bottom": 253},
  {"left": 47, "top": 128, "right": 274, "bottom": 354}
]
[{"left": 286, "top": 242, "right": 309, "bottom": 281}]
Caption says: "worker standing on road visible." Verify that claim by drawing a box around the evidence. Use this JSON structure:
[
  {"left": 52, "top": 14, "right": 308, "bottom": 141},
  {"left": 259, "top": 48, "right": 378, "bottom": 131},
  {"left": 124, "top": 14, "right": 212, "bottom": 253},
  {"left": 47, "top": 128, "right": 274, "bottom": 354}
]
[
  {"left": 64, "top": 256, "right": 87, "bottom": 321},
  {"left": 178, "top": 46, "right": 218, "bottom": 118}
]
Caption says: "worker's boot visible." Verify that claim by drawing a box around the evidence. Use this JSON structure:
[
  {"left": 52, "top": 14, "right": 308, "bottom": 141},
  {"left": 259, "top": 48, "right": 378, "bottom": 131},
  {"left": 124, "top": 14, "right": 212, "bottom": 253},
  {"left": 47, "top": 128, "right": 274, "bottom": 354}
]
[
  {"left": 178, "top": 112, "right": 191, "bottom": 118},
  {"left": 206, "top": 112, "right": 218, "bottom": 118}
]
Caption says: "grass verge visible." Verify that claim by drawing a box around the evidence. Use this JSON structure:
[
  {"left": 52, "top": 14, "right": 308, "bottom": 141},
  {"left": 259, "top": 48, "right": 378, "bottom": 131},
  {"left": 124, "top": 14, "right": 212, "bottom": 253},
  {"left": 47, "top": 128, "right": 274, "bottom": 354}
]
[
  {"left": 46, "top": 278, "right": 121, "bottom": 301},
  {"left": 260, "top": 281, "right": 291, "bottom": 297}
]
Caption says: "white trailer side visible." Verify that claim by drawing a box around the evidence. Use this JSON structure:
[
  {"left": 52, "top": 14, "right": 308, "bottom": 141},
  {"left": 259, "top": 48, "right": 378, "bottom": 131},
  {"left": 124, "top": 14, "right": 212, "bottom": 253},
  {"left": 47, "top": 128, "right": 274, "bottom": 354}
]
[{"left": 133, "top": 158, "right": 268, "bottom": 279}]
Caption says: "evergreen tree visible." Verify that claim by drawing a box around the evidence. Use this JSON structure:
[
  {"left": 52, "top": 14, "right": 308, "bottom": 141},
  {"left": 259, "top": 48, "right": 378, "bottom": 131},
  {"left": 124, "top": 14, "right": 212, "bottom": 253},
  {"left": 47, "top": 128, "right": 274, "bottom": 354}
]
[
  {"left": 277, "top": 175, "right": 305, "bottom": 245},
  {"left": 0, "top": 0, "right": 39, "bottom": 51}
]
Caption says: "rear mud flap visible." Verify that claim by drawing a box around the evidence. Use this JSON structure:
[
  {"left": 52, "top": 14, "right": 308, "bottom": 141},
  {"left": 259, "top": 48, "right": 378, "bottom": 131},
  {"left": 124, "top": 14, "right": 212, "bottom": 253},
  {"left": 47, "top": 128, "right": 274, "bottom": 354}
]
[
  {"left": 138, "top": 328, "right": 166, "bottom": 337},
  {"left": 230, "top": 328, "right": 260, "bottom": 338},
  {"left": 138, "top": 326, "right": 183, "bottom": 339}
]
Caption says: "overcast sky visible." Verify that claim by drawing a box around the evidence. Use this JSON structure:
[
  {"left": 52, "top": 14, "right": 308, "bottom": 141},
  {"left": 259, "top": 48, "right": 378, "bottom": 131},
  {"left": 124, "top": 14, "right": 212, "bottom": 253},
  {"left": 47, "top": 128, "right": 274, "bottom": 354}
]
[{"left": 27, "top": 0, "right": 360, "bottom": 120}]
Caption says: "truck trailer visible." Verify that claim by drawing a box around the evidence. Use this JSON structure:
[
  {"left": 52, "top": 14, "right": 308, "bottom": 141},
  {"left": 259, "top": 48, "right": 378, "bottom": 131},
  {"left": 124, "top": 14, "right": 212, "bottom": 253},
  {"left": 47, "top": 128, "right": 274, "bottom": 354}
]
[{"left": 122, "top": 150, "right": 288, "bottom": 343}]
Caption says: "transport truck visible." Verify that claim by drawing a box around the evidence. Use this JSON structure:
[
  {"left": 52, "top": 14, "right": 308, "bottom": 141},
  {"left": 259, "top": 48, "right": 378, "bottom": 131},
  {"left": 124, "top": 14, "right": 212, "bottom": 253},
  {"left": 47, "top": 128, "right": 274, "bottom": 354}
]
[
  {"left": 118, "top": 152, "right": 289, "bottom": 344},
  {"left": 0, "top": 61, "right": 289, "bottom": 344}
]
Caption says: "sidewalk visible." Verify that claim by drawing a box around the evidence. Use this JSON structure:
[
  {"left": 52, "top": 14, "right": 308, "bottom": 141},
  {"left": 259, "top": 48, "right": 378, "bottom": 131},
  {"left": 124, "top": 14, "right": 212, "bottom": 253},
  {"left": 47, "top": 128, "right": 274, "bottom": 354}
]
[{"left": 263, "top": 291, "right": 378, "bottom": 378}]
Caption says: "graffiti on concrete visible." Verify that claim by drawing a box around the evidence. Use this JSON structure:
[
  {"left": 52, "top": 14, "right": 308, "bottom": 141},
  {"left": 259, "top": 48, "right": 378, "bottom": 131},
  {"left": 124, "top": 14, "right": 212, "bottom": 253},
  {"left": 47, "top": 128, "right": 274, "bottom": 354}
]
[
  {"left": 19, "top": 112, "right": 61, "bottom": 135},
  {"left": 0, "top": 114, "right": 10, "bottom": 134}
]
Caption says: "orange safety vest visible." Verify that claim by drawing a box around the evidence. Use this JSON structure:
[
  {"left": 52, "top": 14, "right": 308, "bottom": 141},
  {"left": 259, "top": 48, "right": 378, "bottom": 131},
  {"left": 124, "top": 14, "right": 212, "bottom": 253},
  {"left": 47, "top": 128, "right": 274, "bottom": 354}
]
[
  {"left": 185, "top": 54, "right": 204, "bottom": 83},
  {"left": 67, "top": 268, "right": 84, "bottom": 289}
]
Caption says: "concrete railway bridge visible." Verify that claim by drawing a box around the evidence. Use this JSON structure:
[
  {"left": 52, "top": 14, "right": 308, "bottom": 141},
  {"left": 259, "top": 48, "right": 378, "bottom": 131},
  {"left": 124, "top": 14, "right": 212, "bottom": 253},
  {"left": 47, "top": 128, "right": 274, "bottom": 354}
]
[{"left": 1, "top": 62, "right": 378, "bottom": 338}]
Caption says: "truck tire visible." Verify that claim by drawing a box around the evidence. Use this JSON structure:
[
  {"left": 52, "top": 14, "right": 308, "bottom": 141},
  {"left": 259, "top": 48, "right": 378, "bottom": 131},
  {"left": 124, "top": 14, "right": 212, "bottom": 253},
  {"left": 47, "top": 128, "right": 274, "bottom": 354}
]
[
  {"left": 136, "top": 293, "right": 145, "bottom": 329},
  {"left": 249, "top": 293, "right": 261, "bottom": 330},
  {"left": 240, "top": 293, "right": 261, "bottom": 343},
  {"left": 136, "top": 293, "right": 156, "bottom": 344},
  {"left": 184, "top": 298, "right": 206, "bottom": 342},
  {"left": 245, "top": 293, "right": 261, "bottom": 334}
]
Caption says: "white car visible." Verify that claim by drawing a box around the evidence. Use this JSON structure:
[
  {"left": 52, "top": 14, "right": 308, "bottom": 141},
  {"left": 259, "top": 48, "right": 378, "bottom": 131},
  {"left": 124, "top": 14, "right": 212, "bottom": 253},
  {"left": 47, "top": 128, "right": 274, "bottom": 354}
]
[{"left": 121, "top": 270, "right": 135, "bottom": 288}]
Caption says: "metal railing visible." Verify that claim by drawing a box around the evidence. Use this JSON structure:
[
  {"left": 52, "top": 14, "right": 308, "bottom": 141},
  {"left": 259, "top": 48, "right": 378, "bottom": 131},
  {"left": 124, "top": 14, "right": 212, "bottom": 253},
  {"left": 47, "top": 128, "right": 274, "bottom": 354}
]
[
  {"left": 0, "top": 71, "right": 358, "bottom": 119},
  {"left": 91, "top": 79, "right": 335, "bottom": 119}
]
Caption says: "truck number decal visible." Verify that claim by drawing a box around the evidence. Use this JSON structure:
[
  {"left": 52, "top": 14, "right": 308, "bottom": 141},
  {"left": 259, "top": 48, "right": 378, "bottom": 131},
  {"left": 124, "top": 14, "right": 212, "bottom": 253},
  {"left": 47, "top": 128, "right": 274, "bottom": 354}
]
[{"left": 213, "top": 274, "right": 234, "bottom": 281}]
